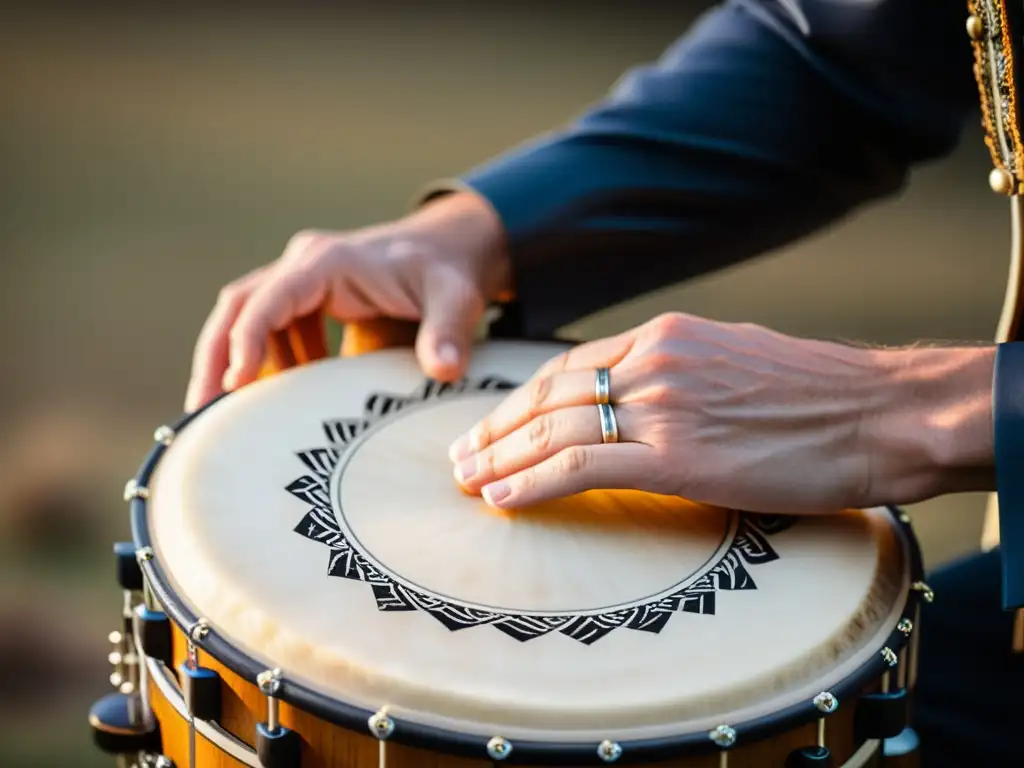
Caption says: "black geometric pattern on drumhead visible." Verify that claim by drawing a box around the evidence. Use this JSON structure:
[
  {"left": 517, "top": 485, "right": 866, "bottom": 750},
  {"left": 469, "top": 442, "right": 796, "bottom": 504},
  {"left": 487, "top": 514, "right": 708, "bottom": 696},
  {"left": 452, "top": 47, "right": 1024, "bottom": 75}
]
[{"left": 286, "top": 375, "right": 795, "bottom": 645}]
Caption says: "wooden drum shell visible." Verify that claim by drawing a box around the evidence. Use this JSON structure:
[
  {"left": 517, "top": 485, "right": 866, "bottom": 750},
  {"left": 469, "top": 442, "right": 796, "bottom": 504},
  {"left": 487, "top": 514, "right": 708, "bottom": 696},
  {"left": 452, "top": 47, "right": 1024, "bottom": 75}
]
[{"left": 145, "top": 621, "right": 887, "bottom": 768}]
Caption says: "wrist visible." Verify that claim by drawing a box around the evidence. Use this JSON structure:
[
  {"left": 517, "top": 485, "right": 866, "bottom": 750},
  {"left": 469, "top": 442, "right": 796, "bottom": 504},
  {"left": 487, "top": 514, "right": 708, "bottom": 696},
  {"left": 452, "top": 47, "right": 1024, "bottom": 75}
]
[
  {"left": 860, "top": 345, "right": 996, "bottom": 504},
  {"left": 403, "top": 189, "right": 513, "bottom": 300}
]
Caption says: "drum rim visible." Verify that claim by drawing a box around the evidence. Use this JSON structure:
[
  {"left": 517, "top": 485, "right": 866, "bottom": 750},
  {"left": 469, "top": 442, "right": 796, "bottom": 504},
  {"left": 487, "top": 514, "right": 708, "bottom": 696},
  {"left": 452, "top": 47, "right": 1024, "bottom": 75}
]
[{"left": 130, "top": 344, "right": 926, "bottom": 765}]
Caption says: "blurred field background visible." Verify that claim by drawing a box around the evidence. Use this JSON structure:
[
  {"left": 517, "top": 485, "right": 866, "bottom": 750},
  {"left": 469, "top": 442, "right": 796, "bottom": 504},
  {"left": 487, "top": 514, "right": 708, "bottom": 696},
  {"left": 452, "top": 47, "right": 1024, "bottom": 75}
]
[{"left": 0, "top": 3, "right": 1011, "bottom": 766}]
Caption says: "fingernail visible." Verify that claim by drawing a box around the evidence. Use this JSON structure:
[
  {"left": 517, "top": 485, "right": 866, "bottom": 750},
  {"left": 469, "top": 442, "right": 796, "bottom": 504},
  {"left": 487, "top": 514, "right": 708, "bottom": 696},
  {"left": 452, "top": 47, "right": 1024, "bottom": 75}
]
[
  {"left": 222, "top": 367, "right": 238, "bottom": 390},
  {"left": 448, "top": 434, "right": 473, "bottom": 462},
  {"left": 437, "top": 342, "right": 459, "bottom": 367},
  {"left": 455, "top": 457, "right": 477, "bottom": 484},
  {"left": 482, "top": 481, "right": 511, "bottom": 506}
]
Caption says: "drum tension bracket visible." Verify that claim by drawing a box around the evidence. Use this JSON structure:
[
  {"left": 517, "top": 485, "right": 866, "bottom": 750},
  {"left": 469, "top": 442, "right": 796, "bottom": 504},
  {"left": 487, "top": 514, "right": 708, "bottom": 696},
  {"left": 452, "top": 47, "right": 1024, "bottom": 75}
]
[
  {"left": 180, "top": 620, "right": 221, "bottom": 723},
  {"left": 256, "top": 668, "right": 301, "bottom": 768}
]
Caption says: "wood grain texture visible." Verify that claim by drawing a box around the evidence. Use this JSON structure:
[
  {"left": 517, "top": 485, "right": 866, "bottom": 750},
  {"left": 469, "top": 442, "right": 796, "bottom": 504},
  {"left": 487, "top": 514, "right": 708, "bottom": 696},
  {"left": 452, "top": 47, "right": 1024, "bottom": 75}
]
[
  {"left": 148, "top": 664, "right": 246, "bottom": 768},
  {"left": 151, "top": 623, "right": 872, "bottom": 768},
  {"left": 339, "top": 318, "right": 419, "bottom": 357}
]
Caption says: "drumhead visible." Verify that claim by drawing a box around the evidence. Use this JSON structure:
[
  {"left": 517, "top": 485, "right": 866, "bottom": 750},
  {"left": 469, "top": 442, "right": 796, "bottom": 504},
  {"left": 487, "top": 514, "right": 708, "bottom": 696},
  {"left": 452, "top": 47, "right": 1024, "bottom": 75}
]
[{"left": 146, "top": 340, "right": 910, "bottom": 743}]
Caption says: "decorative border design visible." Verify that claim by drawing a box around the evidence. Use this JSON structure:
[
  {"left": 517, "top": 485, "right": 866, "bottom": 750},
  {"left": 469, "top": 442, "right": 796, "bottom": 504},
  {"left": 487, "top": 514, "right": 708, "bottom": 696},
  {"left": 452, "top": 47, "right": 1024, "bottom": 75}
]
[
  {"left": 285, "top": 377, "right": 795, "bottom": 645},
  {"left": 969, "top": 0, "right": 1024, "bottom": 180}
]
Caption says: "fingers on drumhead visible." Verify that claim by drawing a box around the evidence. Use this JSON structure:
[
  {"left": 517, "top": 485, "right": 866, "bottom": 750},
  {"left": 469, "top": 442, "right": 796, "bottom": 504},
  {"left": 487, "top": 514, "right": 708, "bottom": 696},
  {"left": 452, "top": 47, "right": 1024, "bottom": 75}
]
[
  {"left": 449, "top": 365, "right": 633, "bottom": 462},
  {"left": 455, "top": 404, "right": 625, "bottom": 491},
  {"left": 450, "top": 370, "right": 602, "bottom": 460},
  {"left": 480, "top": 441, "right": 653, "bottom": 509}
]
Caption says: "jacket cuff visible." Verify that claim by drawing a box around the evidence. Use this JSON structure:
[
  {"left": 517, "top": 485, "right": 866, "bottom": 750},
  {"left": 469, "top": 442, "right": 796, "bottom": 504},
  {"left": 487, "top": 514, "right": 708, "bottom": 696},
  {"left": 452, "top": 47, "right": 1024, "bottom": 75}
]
[{"left": 994, "top": 342, "right": 1024, "bottom": 609}]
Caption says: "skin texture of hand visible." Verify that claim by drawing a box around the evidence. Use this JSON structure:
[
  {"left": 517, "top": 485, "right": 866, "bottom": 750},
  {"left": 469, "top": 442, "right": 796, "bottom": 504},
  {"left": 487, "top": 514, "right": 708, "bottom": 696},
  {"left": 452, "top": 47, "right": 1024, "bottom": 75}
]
[
  {"left": 184, "top": 192, "right": 510, "bottom": 412},
  {"left": 450, "top": 313, "right": 996, "bottom": 514}
]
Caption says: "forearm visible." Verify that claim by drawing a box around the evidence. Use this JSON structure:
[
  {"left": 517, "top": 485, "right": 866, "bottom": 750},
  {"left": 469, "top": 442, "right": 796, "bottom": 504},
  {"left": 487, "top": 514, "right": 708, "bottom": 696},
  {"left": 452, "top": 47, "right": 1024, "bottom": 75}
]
[
  {"left": 421, "top": 0, "right": 975, "bottom": 336},
  {"left": 861, "top": 346, "right": 996, "bottom": 507}
]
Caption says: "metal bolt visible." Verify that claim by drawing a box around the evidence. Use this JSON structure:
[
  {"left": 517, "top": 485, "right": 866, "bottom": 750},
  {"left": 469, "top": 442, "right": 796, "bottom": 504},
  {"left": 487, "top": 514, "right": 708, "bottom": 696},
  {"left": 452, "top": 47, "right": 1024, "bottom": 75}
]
[
  {"left": 881, "top": 647, "right": 899, "bottom": 667},
  {"left": 124, "top": 479, "right": 149, "bottom": 501},
  {"left": 897, "top": 618, "right": 913, "bottom": 635},
  {"left": 368, "top": 708, "right": 395, "bottom": 740},
  {"left": 813, "top": 691, "right": 838, "bottom": 714},
  {"left": 189, "top": 619, "right": 210, "bottom": 643},
  {"left": 154, "top": 425, "right": 176, "bottom": 446},
  {"left": 487, "top": 736, "right": 512, "bottom": 761},
  {"left": 911, "top": 581, "right": 935, "bottom": 603},
  {"left": 257, "top": 668, "right": 283, "bottom": 733},
  {"left": 136, "top": 546, "right": 154, "bottom": 563},
  {"left": 708, "top": 724, "right": 737, "bottom": 748},
  {"left": 257, "top": 668, "right": 282, "bottom": 696},
  {"left": 597, "top": 740, "right": 623, "bottom": 763}
]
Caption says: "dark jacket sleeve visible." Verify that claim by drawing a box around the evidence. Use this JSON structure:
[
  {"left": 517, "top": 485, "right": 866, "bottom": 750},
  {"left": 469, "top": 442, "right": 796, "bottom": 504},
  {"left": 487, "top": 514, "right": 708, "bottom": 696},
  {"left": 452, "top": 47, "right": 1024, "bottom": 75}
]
[
  {"left": 994, "top": 343, "right": 1024, "bottom": 610},
  {"left": 420, "top": 0, "right": 978, "bottom": 336}
]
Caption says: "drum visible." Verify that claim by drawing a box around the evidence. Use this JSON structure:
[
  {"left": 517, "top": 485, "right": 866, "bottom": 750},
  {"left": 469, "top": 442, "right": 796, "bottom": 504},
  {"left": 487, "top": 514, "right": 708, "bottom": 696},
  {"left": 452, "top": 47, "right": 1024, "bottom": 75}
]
[{"left": 89, "top": 339, "right": 928, "bottom": 768}]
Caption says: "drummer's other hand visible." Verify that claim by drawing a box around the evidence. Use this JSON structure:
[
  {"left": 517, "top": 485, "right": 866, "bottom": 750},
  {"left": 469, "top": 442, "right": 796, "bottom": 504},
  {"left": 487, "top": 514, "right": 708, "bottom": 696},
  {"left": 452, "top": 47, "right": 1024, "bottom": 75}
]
[
  {"left": 185, "top": 192, "right": 510, "bottom": 411},
  {"left": 450, "top": 312, "right": 996, "bottom": 515}
]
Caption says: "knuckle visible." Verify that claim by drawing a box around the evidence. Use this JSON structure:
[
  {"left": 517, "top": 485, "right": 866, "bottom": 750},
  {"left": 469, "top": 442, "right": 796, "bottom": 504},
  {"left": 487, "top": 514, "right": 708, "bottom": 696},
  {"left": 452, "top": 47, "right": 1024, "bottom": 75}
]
[
  {"left": 645, "top": 380, "right": 677, "bottom": 407},
  {"left": 480, "top": 449, "right": 498, "bottom": 478},
  {"left": 383, "top": 238, "right": 428, "bottom": 268},
  {"left": 471, "top": 421, "right": 492, "bottom": 451},
  {"left": 728, "top": 320, "right": 768, "bottom": 341},
  {"left": 527, "top": 375, "right": 553, "bottom": 416},
  {"left": 216, "top": 282, "right": 247, "bottom": 307},
  {"left": 558, "top": 445, "right": 590, "bottom": 476},
  {"left": 285, "top": 228, "right": 321, "bottom": 252},
  {"left": 648, "top": 311, "right": 689, "bottom": 339},
  {"left": 285, "top": 230, "right": 344, "bottom": 273},
  {"left": 527, "top": 414, "right": 554, "bottom": 453},
  {"left": 541, "top": 351, "right": 570, "bottom": 377},
  {"left": 516, "top": 469, "right": 537, "bottom": 493}
]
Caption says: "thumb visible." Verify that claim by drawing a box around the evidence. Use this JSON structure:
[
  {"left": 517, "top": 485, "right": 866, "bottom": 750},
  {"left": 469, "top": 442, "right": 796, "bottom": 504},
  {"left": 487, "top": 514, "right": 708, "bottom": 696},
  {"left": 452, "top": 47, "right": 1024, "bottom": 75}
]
[{"left": 415, "top": 269, "right": 484, "bottom": 382}]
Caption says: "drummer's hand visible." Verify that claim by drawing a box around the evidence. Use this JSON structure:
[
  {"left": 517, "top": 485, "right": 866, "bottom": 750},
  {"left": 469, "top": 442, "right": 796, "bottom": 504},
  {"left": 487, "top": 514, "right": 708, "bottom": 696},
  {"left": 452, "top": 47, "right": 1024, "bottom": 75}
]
[
  {"left": 185, "top": 192, "right": 510, "bottom": 411},
  {"left": 449, "top": 313, "right": 995, "bottom": 514}
]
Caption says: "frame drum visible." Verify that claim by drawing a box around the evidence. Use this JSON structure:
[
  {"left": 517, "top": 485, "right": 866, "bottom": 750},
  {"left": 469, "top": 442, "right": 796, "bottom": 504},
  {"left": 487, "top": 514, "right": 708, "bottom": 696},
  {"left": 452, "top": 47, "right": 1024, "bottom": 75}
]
[{"left": 92, "top": 340, "right": 928, "bottom": 768}]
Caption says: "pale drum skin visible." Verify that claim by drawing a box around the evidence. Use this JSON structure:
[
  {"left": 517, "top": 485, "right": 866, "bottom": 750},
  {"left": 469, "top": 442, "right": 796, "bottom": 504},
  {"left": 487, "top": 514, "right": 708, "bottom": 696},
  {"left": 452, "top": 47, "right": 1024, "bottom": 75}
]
[{"left": 141, "top": 318, "right": 912, "bottom": 768}]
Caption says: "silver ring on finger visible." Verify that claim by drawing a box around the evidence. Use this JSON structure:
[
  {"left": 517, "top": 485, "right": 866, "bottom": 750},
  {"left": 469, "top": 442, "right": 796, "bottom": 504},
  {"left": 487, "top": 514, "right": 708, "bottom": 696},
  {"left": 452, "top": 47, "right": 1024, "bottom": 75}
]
[
  {"left": 598, "top": 402, "right": 619, "bottom": 444},
  {"left": 595, "top": 366, "right": 611, "bottom": 405}
]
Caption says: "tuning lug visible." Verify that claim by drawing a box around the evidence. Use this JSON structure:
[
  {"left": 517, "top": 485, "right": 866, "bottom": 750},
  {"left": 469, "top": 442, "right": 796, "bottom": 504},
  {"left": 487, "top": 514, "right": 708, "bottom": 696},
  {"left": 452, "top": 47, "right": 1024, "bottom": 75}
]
[{"left": 88, "top": 692, "right": 160, "bottom": 755}]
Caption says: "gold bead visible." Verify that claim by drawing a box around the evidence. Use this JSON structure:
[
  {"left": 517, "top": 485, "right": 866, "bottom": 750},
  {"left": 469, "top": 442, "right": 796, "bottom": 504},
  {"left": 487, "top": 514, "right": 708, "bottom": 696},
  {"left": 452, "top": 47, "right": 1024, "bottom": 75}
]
[
  {"left": 990, "top": 167, "right": 1016, "bottom": 195},
  {"left": 967, "top": 15, "right": 985, "bottom": 41}
]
